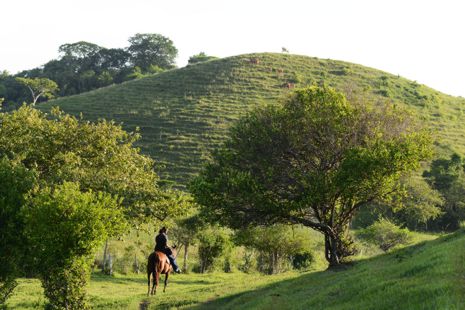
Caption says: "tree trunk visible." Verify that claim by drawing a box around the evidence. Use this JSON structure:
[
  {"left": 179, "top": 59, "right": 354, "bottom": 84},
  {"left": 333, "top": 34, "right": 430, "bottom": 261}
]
[
  {"left": 183, "top": 243, "right": 189, "bottom": 272},
  {"left": 102, "top": 239, "right": 108, "bottom": 273},
  {"left": 324, "top": 234, "right": 340, "bottom": 267}
]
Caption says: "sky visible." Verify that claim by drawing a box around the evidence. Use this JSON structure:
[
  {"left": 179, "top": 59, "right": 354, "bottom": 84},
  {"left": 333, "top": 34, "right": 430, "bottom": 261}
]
[{"left": 1, "top": 0, "right": 464, "bottom": 97}]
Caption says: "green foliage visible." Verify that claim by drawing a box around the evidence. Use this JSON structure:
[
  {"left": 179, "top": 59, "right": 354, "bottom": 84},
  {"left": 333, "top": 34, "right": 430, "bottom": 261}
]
[
  {"left": 0, "top": 158, "right": 37, "bottom": 306},
  {"left": 127, "top": 33, "right": 178, "bottom": 72},
  {"left": 22, "top": 182, "right": 125, "bottom": 309},
  {"left": 197, "top": 226, "right": 232, "bottom": 273},
  {"left": 424, "top": 153, "right": 465, "bottom": 230},
  {"left": 188, "top": 52, "right": 218, "bottom": 65},
  {"left": 234, "top": 225, "right": 313, "bottom": 274},
  {"left": 393, "top": 176, "right": 444, "bottom": 229},
  {"left": 0, "top": 105, "right": 168, "bottom": 223},
  {"left": 358, "top": 218, "right": 411, "bottom": 251},
  {"left": 15, "top": 77, "right": 59, "bottom": 105},
  {"left": 41, "top": 258, "right": 90, "bottom": 310},
  {"left": 292, "top": 251, "right": 314, "bottom": 270},
  {"left": 192, "top": 85, "right": 432, "bottom": 266}
]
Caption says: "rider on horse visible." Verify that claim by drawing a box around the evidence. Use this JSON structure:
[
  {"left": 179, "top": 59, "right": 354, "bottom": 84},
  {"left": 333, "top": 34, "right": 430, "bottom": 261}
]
[{"left": 155, "top": 227, "right": 181, "bottom": 273}]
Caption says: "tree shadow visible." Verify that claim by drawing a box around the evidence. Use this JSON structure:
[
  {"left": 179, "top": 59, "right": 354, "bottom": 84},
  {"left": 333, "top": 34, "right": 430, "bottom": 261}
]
[{"left": 186, "top": 230, "right": 463, "bottom": 310}]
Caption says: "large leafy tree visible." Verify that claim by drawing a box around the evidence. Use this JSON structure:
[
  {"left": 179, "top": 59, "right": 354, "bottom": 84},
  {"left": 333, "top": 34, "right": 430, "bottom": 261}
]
[
  {"left": 0, "top": 105, "right": 184, "bottom": 222},
  {"left": 127, "top": 33, "right": 178, "bottom": 72},
  {"left": 191, "top": 86, "right": 432, "bottom": 266},
  {"left": 0, "top": 106, "right": 186, "bottom": 305}
]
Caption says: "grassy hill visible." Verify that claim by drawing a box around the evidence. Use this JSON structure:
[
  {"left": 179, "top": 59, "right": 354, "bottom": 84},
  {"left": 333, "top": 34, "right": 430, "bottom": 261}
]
[
  {"left": 40, "top": 53, "right": 465, "bottom": 187},
  {"left": 7, "top": 230, "right": 465, "bottom": 309}
]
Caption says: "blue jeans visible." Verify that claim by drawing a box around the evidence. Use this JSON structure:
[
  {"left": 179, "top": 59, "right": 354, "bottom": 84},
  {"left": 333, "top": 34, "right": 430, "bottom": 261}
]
[{"left": 167, "top": 254, "right": 179, "bottom": 271}]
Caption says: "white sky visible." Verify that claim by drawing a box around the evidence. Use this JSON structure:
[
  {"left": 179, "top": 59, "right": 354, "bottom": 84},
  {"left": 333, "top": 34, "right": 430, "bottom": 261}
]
[{"left": 1, "top": 0, "right": 464, "bottom": 97}]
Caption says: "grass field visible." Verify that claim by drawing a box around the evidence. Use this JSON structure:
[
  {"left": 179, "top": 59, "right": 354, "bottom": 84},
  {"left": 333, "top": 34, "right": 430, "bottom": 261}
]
[
  {"left": 7, "top": 230, "right": 463, "bottom": 309},
  {"left": 40, "top": 53, "right": 465, "bottom": 187}
]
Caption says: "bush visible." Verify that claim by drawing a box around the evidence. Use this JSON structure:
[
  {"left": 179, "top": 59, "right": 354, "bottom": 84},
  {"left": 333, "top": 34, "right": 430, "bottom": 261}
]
[
  {"left": 197, "top": 226, "right": 232, "bottom": 273},
  {"left": 234, "top": 225, "right": 314, "bottom": 274},
  {"left": 0, "top": 158, "right": 37, "bottom": 306},
  {"left": 41, "top": 259, "right": 90, "bottom": 310},
  {"left": 22, "top": 182, "right": 125, "bottom": 309},
  {"left": 292, "top": 251, "right": 314, "bottom": 270},
  {"left": 358, "top": 219, "right": 411, "bottom": 251}
]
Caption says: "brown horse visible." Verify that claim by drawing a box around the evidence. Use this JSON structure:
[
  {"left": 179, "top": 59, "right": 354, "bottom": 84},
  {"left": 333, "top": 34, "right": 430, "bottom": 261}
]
[{"left": 147, "top": 246, "right": 177, "bottom": 295}]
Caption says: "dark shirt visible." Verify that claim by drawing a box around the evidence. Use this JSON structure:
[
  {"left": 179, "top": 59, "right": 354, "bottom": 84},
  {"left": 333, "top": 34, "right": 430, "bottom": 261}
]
[{"left": 155, "top": 233, "right": 168, "bottom": 252}]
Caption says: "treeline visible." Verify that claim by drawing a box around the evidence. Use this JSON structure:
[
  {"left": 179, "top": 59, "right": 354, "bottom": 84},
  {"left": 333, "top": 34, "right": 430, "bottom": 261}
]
[
  {"left": 0, "top": 33, "right": 178, "bottom": 109},
  {"left": 354, "top": 153, "right": 465, "bottom": 232}
]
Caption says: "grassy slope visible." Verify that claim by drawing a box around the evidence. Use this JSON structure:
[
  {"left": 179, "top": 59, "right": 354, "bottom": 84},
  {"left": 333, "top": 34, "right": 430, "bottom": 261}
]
[
  {"left": 7, "top": 230, "right": 465, "bottom": 309},
  {"left": 40, "top": 53, "right": 465, "bottom": 187}
]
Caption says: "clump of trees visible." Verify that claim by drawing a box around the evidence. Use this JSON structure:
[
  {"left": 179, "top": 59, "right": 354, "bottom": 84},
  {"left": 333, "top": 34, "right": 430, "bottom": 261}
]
[
  {"left": 234, "top": 225, "right": 314, "bottom": 274},
  {"left": 192, "top": 86, "right": 432, "bottom": 267},
  {"left": 0, "top": 106, "right": 185, "bottom": 308},
  {"left": 0, "top": 33, "right": 178, "bottom": 109}
]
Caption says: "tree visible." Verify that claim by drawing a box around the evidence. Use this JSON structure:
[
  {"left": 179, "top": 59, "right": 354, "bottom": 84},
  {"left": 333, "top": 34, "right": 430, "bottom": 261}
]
[
  {"left": 171, "top": 211, "right": 206, "bottom": 272},
  {"left": 0, "top": 158, "right": 37, "bottom": 306},
  {"left": 191, "top": 86, "right": 432, "bottom": 267},
  {"left": 392, "top": 176, "right": 443, "bottom": 230},
  {"left": 0, "top": 105, "right": 184, "bottom": 224},
  {"left": 58, "top": 41, "right": 102, "bottom": 59},
  {"left": 127, "top": 33, "right": 178, "bottom": 72},
  {"left": 15, "top": 77, "right": 59, "bottom": 105},
  {"left": 188, "top": 52, "right": 218, "bottom": 65},
  {"left": 424, "top": 154, "right": 465, "bottom": 230},
  {"left": 22, "top": 182, "right": 125, "bottom": 309}
]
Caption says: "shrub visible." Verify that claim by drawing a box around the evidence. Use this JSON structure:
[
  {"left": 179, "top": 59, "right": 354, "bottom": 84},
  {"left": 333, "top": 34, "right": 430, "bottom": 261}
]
[
  {"left": 358, "top": 219, "right": 411, "bottom": 251},
  {"left": 22, "top": 182, "right": 125, "bottom": 309},
  {"left": 197, "top": 226, "right": 232, "bottom": 273},
  {"left": 292, "top": 250, "right": 314, "bottom": 270},
  {"left": 234, "top": 225, "right": 314, "bottom": 274}
]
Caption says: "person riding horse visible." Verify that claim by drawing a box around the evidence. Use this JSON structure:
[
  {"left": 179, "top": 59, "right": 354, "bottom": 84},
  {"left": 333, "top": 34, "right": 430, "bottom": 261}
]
[{"left": 155, "top": 227, "right": 181, "bottom": 273}]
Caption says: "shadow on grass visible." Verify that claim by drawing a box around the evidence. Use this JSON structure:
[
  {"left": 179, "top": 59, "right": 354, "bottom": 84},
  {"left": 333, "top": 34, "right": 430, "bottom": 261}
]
[{"left": 187, "top": 230, "right": 464, "bottom": 310}]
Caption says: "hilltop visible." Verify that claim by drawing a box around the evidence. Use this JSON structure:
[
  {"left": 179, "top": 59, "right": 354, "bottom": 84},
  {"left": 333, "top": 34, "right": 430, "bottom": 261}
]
[{"left": 40, "top": 53, "right": 465, "bottom": 187}]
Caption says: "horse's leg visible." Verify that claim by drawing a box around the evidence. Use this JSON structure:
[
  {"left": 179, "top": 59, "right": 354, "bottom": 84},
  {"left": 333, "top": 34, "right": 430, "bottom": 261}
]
[
  {"left": 147, "top": 271, "right": 151, "bottom": 296},
  {"left": 150, "top": 271, "right": 156, "bottom": 295},
  {"left": 154, "top": 270, "right": 160, "bottom": 295},
  {"left": 163, "top": 272, "right": 169, "bottom": 293}
]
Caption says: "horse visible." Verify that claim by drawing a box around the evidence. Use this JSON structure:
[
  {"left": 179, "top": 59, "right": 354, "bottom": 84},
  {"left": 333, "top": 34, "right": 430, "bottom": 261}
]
[{"left": 147, "top": 246, "right": 177, "bottom": 295}]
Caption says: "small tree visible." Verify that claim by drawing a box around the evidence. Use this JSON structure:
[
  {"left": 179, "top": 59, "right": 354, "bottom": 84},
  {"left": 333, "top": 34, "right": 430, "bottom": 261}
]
[
  {"left": 171, "top": 212, "right": 206, "bottom": 273},
  {"left": 358, "top": 218, "right": 411, "bottom": 251},
  {"left": 15, "top": 77, "right": 59, "bottom": 105},
  {"left": 22, "top": 182, "right": 125, "bottom": 309},
  {"left": 192, "top": 86, "right": 432, "bottom": 267}
]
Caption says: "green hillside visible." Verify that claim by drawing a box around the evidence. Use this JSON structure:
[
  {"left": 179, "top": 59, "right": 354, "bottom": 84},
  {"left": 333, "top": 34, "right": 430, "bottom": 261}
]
[
  {"left": 41, "top": 53, "right": 465, "bottom": 187},
  {"left": 7, "top": 230, "right": 465, "bottom": 309}
]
